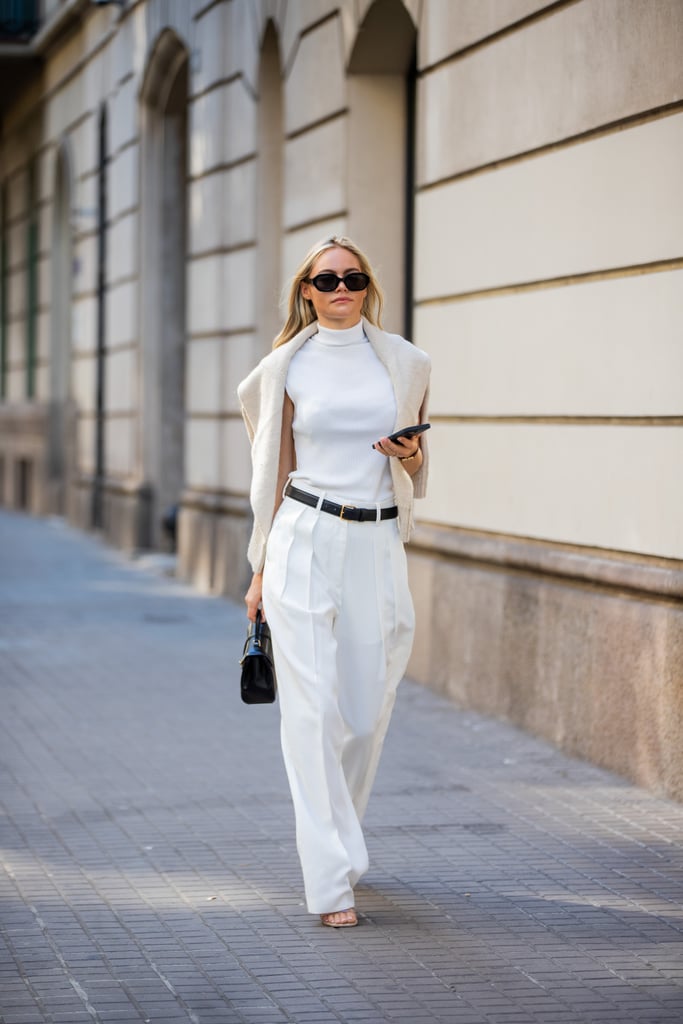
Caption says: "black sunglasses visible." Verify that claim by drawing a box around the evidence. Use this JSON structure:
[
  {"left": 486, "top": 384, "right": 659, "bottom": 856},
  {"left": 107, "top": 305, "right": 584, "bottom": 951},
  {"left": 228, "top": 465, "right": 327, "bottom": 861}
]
[{"left": 307, "top": 272, "right": 370, "bottom": 292}]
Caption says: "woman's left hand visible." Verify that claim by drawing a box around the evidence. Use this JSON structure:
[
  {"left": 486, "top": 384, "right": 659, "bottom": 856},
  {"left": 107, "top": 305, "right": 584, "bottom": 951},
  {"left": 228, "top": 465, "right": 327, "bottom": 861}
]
[
  {"left": 245, "top": 572, "right": 265, "bottom": 622},
  {"left": 374, "top": 436, "right": 419, "bottom": 460}
]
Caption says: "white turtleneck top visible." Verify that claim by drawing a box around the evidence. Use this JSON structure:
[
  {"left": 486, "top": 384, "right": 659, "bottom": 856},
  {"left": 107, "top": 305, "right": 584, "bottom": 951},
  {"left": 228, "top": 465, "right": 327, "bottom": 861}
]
[{"left": 285, "top": 320, "right": 397, "bottom": 503}]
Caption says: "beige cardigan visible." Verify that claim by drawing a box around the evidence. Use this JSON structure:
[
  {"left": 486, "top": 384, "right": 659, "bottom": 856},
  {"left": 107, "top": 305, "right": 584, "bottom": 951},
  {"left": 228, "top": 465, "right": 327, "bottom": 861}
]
[{"left": 238, "top": 317, "right": 431, "bottom": 573}]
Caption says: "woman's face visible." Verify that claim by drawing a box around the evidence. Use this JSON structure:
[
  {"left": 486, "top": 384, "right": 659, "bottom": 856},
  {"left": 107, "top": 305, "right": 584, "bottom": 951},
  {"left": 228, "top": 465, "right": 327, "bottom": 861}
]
[{"left": 300, "top": 246, "right": 367, "bottom": 330}]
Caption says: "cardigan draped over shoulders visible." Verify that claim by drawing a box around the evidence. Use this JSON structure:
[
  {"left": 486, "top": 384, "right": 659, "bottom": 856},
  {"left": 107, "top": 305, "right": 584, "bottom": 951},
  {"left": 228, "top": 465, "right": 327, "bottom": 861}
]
[{"left": 237, "top": 317, "right": 431, "bottom": 574}]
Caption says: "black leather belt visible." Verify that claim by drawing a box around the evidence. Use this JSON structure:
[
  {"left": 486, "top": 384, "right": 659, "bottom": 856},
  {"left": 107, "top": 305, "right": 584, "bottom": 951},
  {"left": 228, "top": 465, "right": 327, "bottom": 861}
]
[{"left": 285, "top": 483, "right": 398, "bottom": 522}]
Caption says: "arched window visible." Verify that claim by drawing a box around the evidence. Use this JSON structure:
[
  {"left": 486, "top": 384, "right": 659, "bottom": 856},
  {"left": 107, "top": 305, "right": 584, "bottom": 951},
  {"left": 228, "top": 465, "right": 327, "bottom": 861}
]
[
  {"left": 347, "top": 0, "right": 417, "bottom": 336},
  {"left": 256, "top": 20, "right": 284, "bottom": 352},
  {"left": 139, "top": 30, "right": 189, "bottom": 548},
  {"left": 26, "top": 157, "right": 39, "bottom": 398},
  {"left": 0, "top": 183, "right": 8, "bottom": 400},
  {"left": 49, "top": 143, "right": 74, "bottom": 514}
]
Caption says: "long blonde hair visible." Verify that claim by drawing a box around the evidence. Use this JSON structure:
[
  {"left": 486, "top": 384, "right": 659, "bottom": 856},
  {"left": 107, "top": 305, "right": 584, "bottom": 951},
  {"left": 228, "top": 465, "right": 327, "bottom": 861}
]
[{"left": 273, "top": 236, "right": 384, "bottom": 349}]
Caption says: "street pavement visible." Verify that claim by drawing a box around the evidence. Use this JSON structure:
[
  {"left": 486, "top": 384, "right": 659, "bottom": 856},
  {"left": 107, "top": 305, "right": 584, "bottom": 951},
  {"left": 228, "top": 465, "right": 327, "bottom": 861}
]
[{"left": 1, "top": 509, "right": 682, "bottom": 1024}]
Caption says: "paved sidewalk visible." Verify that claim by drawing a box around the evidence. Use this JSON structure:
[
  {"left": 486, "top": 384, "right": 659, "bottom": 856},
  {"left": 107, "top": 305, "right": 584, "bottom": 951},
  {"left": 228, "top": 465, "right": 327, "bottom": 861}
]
[{"left": 1, "top": 510, "right": 682, "bottom": 1024}]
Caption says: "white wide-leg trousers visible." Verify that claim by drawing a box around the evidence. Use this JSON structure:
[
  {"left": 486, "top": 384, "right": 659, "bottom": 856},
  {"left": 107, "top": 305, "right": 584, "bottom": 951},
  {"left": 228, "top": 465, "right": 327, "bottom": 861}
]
[{"left": 262, "top": 493, "right": 415, "bottom": 915}]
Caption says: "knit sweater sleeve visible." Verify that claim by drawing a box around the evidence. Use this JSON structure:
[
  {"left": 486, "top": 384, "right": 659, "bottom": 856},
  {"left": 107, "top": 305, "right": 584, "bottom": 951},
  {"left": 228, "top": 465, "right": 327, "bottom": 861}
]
[
  {"left": 409, "top": 380, "right": 430, "bottom": 500},
  {"left": 237, "top": 358, "right": 287, "bottom": 575},
  {"left": 237, "top": 369, "right": 259, "bottom": 443}
]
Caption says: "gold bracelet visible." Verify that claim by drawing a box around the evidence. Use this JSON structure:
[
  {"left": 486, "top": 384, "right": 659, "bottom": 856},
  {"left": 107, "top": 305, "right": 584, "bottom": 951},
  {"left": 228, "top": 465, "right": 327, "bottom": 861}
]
[{"left": 399, "top": 450, "right": 419, "bottom": 463}]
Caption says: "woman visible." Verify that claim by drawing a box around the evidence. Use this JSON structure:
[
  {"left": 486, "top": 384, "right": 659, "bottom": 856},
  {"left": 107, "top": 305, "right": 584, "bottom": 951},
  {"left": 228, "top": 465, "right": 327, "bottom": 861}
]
[{"left": 238, "top": 236, "right": 430, "bottom": 928}]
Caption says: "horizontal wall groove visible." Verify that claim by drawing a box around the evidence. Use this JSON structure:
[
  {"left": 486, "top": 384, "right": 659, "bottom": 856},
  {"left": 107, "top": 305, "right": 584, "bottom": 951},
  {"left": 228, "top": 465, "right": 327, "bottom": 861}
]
[
  {"left": 108, "top": 275, "right": 137, "bottom": 289},
  {"left": 188, "top": 153, "right": 256, "bottom": 183},
  {"left": 299, "top": 10, "right": 339, "bottom": 42},
  {"left": 415, "top": 257, "right": 683, "bottom": 306},
  {"left": 109, "top": 205, "right": 138, "bottom": 227},
  {"left": 409, "top": 522, "right": 683, "bottom": 604},
  {"left": 73, "top": 473, "right": 145, "bottom": 495},
  {"left": 284, "top": 210, "right": 347, "bottom": 235},
  {"left": 76, "top": 409, "right": 134, "bottom": 421},
  {"left": 73, "top": 227, "right": 100, "bottom": 243},
  {"left": 429, "top": 415, "right": 683, "bottom": 427},
  {"left": 286, "top": 108, "right": 347, "bottom": 142},
  {"left": 180, "top": 487, "right": 250, "bottom": 517},
  {"left": 0, "top": 398, "right": 48, "bottom": 409},
  {"left": 188, "top": 241, "right": 255, "bottom": 261},
  {"left": 71, "top": 276, "right": 137, "bottom": 298},
  {"left": 71, "top": 350, "right": 99, "bottom": 361},
  {"left": 188, "top": 327, "right": 256, "bottom": 340},
  {"left": 106, "top": 273, "right": 137, "bottom": 290},
  {"left": 111, "top": 136, "right": 139, "bottom": 159},
  {"left": 2, "top": 164, "right": 28, "bottom": 187},
  {"left": 189, "top": 71, "right": 243, "bottom": 104},
  {"left": 418, "top": 102, "right": 683, "bottom": 193},
  {"left": 418, "top": 0, "right": 580, "bottom": 77},
  {"left": 102, "top": 340, "right": 137, "bottom": 354},
  {"left": 3, "top": 210, "right": 32, "bottom": 228},
  {"left": 187, "top": 410, "right": 243, "bottom": 420},
  {"left": 5, "top": 260, "right": 30, "bottom": 274},
  {"left": 193, "top": 0, "right": 227, "bottom": 22},
  {"left": 77, "top": 167, "right": 101, "bottom": 185}
]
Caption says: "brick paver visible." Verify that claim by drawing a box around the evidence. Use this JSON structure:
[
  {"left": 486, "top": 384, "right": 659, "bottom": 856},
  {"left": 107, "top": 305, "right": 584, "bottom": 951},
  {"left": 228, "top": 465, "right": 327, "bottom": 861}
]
[{"left": 1, "top": 509, "right": 682, "bottom": 1024}]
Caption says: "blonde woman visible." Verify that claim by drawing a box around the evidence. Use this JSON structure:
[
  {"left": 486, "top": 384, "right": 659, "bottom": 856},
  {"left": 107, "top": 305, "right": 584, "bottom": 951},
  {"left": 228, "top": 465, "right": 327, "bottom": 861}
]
[{"left": 238, "top": 237, "right": 430, "bottom": 928}]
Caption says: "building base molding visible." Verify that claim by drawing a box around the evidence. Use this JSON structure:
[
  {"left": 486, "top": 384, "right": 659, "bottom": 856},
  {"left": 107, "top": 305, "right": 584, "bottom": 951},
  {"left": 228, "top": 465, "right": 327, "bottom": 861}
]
[
  {"left": 0, "top": 400, "right": 79, "bottom": 518},
  {"left": 407, "top": 523, "right": 683, "bottom": 802},
  {"left": 68, "top": 475, "right": 152, "bottom": 553},
  {"left": 0, "top": 403, "right": 51, "bottom": 515},
  {"left": 177, "top": 489, "right": 252, "bottom": 601}
]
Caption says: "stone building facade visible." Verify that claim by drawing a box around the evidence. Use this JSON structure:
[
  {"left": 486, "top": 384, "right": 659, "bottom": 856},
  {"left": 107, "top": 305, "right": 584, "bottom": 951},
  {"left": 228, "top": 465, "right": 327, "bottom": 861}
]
[{"left": 1, "top": 0, "right": 682, "bottom": 797}]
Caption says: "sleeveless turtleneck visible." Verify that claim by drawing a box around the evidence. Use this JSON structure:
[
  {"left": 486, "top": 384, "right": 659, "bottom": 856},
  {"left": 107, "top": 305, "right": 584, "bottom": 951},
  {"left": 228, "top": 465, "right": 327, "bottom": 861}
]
[{"left": 285, "top": 320, "right": 397, "bottom": 503}]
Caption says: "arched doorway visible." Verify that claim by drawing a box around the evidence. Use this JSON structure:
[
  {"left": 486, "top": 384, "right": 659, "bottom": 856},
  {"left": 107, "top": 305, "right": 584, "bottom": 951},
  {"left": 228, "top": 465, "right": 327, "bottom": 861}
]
[
  {"left": 139, "top": 30, "right": 189, "bottom": 549},
  {"left": 49, "top": 142, "right": 74, "bottom": 515},
  {"left": 256, "top": 19, "right": 283, "bottom": 353},
  {"left": 347, "top": 0, "right": 417, "bottom": 336}
]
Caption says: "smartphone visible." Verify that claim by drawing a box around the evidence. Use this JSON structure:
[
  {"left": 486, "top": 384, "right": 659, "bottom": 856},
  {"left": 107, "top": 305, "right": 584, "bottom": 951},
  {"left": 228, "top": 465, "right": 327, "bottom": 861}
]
[
  {"left": 385, "top": 423, "right": 431, "bottom": 443},
  {"left": 373, "top": 423, "right": 431, "bottom": 448}
]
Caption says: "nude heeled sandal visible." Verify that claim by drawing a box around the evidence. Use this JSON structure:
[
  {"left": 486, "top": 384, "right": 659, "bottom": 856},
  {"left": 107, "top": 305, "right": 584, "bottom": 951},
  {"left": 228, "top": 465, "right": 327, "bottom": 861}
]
[{"left": 320, "top": 908, "right": 358, "bottom": 928}]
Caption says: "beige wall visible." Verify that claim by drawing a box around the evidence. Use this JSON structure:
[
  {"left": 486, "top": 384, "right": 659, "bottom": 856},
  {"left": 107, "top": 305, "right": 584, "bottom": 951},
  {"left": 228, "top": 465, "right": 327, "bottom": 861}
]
[
  {"left": 405, "top": 0, "right": 683, "bottom": 799},
  {"left": 418, "top": 0, "right": 683, "bottom": 181},
  {"left": 412, "top": 6, "right": 683, "bottom": 567}
]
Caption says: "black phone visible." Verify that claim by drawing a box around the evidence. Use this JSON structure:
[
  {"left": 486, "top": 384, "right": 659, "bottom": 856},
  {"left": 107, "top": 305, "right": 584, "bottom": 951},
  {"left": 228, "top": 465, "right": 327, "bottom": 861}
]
[
  {"left": 373, "top": 423, "right": 431, "bottom": 448},
  {"left": 386, "top": 423, "right": 431, "bottom": 443}
]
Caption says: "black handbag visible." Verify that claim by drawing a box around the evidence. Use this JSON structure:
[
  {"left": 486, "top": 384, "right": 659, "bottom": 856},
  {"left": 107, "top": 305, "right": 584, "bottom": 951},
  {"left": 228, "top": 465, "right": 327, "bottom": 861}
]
[{"left": 239, "top": 609, "right": 277, "bottom": 704}]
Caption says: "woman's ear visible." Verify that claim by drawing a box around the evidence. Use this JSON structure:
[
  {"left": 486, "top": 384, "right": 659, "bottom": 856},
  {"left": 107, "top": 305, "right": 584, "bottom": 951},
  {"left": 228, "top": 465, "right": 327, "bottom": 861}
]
[{"left": 300, "top": 280, "right": 312, "bottom": 301}]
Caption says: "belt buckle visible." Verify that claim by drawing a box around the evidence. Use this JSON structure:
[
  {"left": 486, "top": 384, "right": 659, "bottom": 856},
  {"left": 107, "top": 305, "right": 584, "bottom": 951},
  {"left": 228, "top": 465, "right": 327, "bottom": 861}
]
[{"left": 339, "top": 504, "right": 356, "bottom": 520}]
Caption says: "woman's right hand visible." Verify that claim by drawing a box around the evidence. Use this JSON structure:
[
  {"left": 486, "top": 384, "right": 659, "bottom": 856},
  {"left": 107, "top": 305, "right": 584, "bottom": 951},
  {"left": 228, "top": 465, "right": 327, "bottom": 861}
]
[{"left": 245, "top": 572, "right": 265, "bottom": 622}]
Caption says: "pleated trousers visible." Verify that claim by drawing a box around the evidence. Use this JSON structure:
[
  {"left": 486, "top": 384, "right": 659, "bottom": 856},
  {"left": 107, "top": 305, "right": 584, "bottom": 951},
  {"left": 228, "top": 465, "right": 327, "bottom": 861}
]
[{"left": 262, "top": 492, "right": 415, "bottom": 914}]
